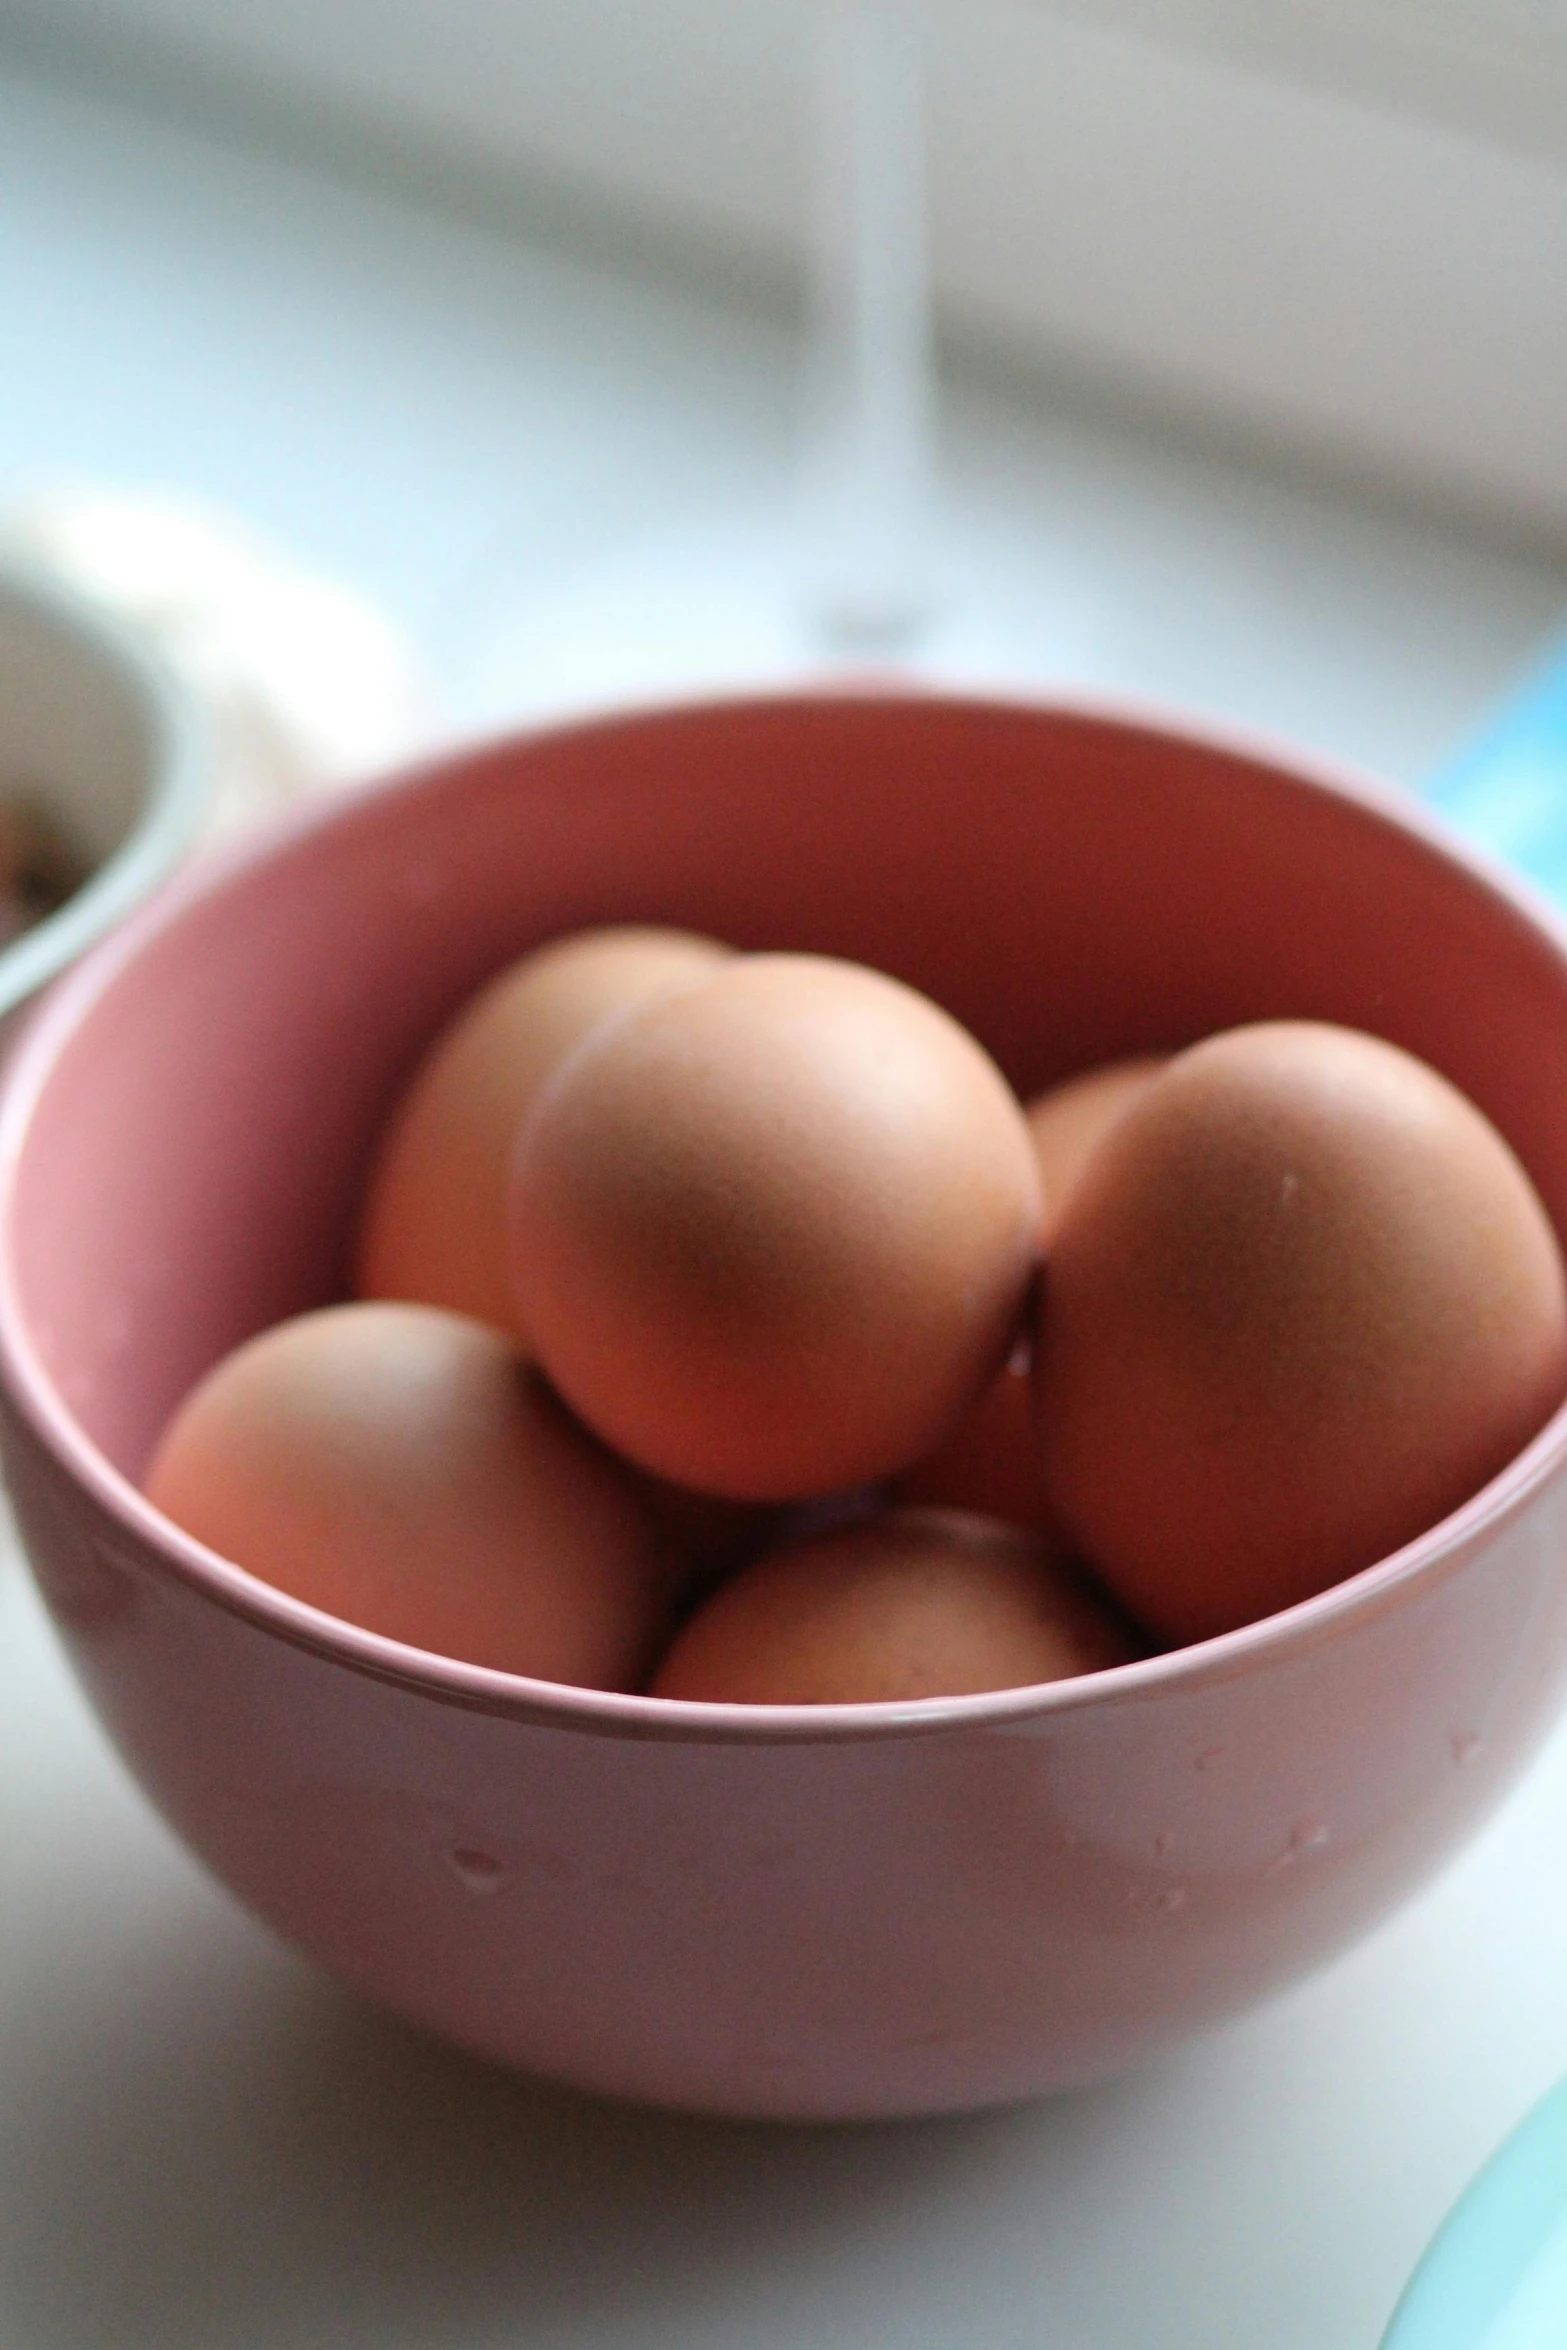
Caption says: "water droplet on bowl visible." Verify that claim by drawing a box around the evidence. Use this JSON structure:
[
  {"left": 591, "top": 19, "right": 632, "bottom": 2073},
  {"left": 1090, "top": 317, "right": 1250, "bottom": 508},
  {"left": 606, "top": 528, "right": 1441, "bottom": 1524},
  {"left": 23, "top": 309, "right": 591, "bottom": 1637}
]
[
  {"left": 448, "top": 1847, "right": 507, "bottom": 1894},
  {"left": 1266, "top": 1816, "right": 1330, "bottom": 1874},
  {"left": 1451, "top": 1729, "right": 1485, "bottom": 1766},
  {"left": 1124, "top": 1879, "right": 1190, "bottom": 1915}
]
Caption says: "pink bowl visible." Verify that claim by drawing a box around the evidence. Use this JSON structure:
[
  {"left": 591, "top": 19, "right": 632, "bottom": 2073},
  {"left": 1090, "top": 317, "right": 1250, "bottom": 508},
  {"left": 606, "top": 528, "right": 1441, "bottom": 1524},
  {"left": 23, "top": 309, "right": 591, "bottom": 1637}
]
[{"left": 5, "top": 689, "right": 1567, "bottom": 2122}]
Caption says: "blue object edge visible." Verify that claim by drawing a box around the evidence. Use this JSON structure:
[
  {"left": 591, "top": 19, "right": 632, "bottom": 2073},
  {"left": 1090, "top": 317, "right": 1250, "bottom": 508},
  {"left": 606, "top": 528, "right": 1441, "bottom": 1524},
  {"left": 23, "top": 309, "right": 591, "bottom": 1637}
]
[
  {"left": 1425, "top": 634, "right": 1567, "bottom": 904},
  {"left": 1379, "top": 2077, "right": 1567, "bottom": 2348}
]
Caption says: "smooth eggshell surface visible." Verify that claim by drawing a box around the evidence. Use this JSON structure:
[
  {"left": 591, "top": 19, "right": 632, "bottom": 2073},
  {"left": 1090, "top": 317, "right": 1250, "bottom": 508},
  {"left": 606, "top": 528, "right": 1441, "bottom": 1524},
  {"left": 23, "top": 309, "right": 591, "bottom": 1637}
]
[
  {"left": 896, "top": 1055, "right": 1165, "bottom": 1527},
  {"left": 650, "top": 1506, "right": 1139, "bottom": 1703},
  {"left": 143, "top": 1301, "right": 675, "bottom": 1688},
  {"left": 356, "top": 925, "right": 729, "bottom": 1333},
  {"left": 1039, "top": 1021, "right": 1567, "bottom": 1642},
  {"left": 1029, "top": 1056, "right": 1170, "bottom": 1240},
  {"left": 510, "top": 953, "right": 1044, "bottom": 1500}
]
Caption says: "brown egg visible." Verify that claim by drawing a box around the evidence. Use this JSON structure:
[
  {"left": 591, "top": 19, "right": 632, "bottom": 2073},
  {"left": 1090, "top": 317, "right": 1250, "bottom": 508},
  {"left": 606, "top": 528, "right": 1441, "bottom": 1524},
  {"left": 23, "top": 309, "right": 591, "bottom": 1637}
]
[
  {"left": 896, "top": 1055, "right": 1164, "bottom": 1525},
  {"left": 357, "top": 925, "right": 729, "bottom": 1332},
  {"left": 1029, "top": 1056, "right": 1169, "bottom": 1241},
  {"left": 1039, "top": 1021, "right": 1567, "bottom": 1644},
  {"left": 511, "top": 953, "right": 1044, "bottom": 1500},
  {"left": 893, "top": 1338, "right": 1047, "bottom": 1528},
  {"left": 649, "top": 1506, "right": 1139, "bottom": 1704},
  {"left": 143, "top": 1301, "right": 675, "bottom": 1689}
]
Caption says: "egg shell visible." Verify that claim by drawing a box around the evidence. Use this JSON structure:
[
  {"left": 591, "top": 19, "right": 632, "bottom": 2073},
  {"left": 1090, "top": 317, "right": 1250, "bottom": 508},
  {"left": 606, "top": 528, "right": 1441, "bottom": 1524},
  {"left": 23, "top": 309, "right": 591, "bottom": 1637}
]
[
  {"left": 509, "top": 952, "right": 1045, "bottom": 1501},
  {"left": 896, "top": 1055, "right": 1164, "bottom": 1526},
  {"left": 1038, "top": 1020, "right": 1567, "bottom": 1643},
  {"left": 143, "top": 1301, "right": 675, "bottom": 1689},
  {"left": 357, "top": 925, "right": 728, "bottom": 1332},
  {"left": 649, "top": 1505, "right": 1139, "bottom": 1704},
  {"left": 1029, "top": 1056, "right": 1170, "bottom": 1240},
  {"left": 894, "top": 1333, "right": 1049, "bottom": 1529}
]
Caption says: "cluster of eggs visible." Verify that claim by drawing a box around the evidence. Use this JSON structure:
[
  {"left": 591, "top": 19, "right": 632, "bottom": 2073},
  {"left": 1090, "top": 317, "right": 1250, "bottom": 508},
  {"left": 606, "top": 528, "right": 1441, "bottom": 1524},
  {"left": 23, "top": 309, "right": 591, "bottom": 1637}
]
[{"left": 143, "top": 923, "right": 1567, "bottom": 1704}]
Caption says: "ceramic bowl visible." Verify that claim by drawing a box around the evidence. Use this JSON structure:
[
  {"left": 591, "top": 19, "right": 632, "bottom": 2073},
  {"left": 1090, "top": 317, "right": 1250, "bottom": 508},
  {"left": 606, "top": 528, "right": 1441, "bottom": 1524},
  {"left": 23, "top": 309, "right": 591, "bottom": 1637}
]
[
  {"left": 0, "top": 565, "right": 206, "bottom": 1023},
  {"left": 3, "top": 689, "right": 1567, "bottom": 2122}
]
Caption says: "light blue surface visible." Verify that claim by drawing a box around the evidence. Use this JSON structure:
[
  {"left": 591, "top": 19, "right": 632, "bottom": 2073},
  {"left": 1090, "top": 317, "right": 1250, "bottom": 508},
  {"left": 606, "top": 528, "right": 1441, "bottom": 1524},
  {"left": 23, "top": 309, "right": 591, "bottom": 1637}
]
[
  {"left": 1427, "top": 638, "right": 1567, "bottom": 904},
  {"left": 1381, "top": 2077, "right": 1567, "bottom": 2348}
]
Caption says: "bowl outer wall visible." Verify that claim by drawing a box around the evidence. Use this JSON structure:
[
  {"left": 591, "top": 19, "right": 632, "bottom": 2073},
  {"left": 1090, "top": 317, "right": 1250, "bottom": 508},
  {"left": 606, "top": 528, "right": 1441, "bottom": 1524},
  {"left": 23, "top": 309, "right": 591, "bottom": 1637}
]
[{"left": 4, "top": 688, "right": 1567, "bottom": 2119}]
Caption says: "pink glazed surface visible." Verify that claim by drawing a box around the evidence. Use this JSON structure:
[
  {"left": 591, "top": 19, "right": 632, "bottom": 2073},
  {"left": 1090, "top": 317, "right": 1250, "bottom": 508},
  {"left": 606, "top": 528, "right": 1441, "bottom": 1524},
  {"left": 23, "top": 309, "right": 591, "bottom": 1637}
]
[{"left": 4, "top": 690, "right": 1567, "bottom": 2121}]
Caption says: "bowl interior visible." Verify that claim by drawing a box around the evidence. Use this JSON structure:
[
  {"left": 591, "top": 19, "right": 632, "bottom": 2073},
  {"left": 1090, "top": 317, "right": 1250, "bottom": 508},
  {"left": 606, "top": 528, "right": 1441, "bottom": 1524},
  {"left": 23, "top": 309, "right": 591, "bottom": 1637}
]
[{"left": 9, "top": 691, "right": 1567, "bottom": 1516}]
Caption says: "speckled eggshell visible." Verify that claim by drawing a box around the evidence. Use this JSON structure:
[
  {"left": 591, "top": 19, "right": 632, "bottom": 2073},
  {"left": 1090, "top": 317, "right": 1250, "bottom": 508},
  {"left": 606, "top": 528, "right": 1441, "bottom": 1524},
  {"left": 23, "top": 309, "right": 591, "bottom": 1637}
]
[{"left": 1039, "top": 1021, "right": 1567, "bottom": 1643}]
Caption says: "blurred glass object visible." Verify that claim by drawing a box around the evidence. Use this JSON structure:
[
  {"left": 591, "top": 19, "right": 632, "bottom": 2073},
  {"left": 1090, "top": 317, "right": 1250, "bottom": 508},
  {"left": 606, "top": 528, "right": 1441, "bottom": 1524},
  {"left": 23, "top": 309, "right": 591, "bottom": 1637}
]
[
  {"left": 462, "top": 0, "right": 1085, "bottom": 723},
  {"left": 803, "top": 0, "right": 934, "bottom": 650}
]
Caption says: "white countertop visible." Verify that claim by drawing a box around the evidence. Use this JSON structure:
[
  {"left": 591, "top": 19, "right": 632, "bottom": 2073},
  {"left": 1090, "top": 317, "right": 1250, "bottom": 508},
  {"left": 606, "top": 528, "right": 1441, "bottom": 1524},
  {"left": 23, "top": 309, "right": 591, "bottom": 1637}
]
[{"left": 5, "top": 55, "right": 1567, "bottom": 2350}]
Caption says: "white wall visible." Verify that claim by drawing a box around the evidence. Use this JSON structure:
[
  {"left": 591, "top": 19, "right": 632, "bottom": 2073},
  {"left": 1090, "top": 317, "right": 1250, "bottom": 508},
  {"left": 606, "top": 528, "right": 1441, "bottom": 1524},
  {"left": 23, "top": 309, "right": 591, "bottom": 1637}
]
[{"left": 8, "top": 0, "right": 1567, "bottom": 538}]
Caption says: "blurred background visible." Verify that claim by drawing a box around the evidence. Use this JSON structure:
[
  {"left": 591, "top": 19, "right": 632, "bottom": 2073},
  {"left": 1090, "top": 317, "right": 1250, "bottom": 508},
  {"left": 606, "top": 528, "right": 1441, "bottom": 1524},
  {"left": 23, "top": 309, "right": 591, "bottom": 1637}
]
[
  {"left": 6, "top": 10, "right": 1567, "bottom": 2350},
  {"left": 3, "top": 0, "right": 1567, "bottom": 764}
]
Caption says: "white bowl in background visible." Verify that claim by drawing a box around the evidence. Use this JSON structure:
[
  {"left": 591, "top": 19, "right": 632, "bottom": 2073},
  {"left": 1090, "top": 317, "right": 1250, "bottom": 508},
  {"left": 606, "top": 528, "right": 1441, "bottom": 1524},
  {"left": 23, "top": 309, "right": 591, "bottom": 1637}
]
[{"left": 0, "top": 565, "right": 208, "bottom": 1024}]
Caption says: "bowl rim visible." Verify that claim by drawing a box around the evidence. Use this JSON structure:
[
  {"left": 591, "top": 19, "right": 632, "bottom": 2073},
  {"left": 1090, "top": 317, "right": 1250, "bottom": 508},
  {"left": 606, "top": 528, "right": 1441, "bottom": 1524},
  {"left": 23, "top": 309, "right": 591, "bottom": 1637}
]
[
  {"left": 4, "top": 680, "right": 1567, "bottom": 1746},
  {"left": 0, "top": 564, "right": 211, "bottom": 1018}
]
